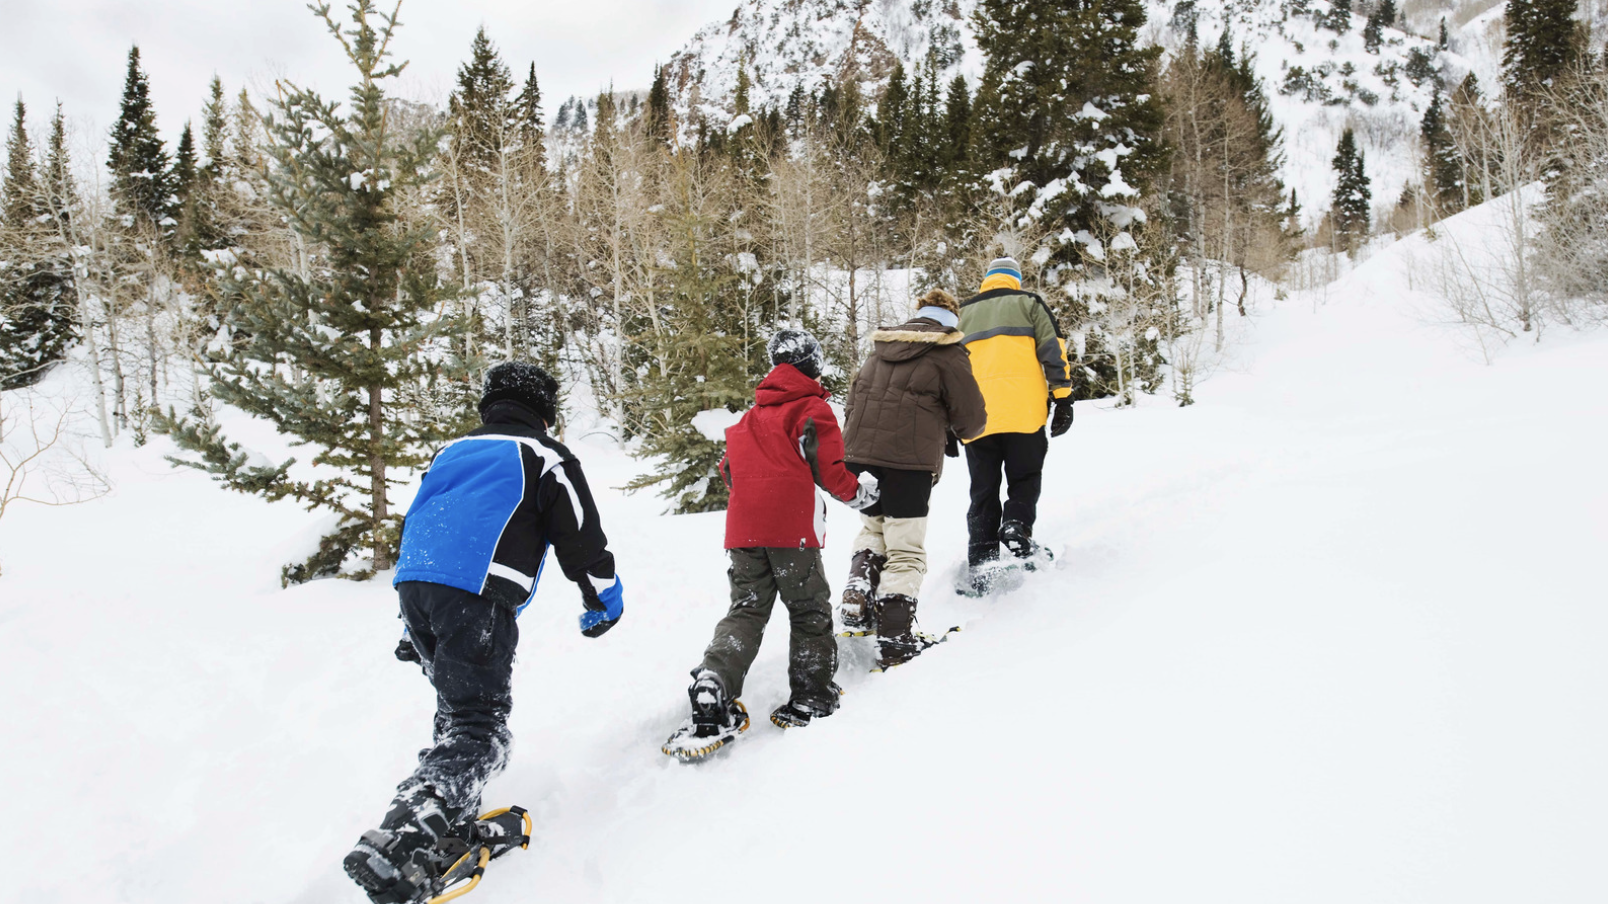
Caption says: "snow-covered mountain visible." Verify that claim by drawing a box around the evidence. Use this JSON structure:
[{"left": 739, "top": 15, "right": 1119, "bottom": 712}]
[{"left": 665, "top": 0, "right": 1507, "bottom": 224}]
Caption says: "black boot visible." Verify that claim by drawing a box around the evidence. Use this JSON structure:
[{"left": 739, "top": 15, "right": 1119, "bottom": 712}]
[
  {"left": 874, "top": 593, "right": 921, "bottom": 670},
  {"left": 839, "top": 549, "right": 887, "bottom": 634},
  {"left": 344, "top": 783, "right": 472, "bottom": 904},
  {"left": 999, "top": 519, "right": 1040, "bottom": 560},
  {"left": 770, "top": 682, "right": 843, "bottom": 728},
  {"left": 663, "top": 669, "right": 751, "bottom": 760}
]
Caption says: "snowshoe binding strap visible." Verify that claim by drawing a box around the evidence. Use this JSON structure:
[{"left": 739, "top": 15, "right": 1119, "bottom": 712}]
[
  {"left": 662, "top": 701, "right": 750, "bottom": 761},
  {"left": 427, "top": 846, "right": 489, "bottom": 904},
  {"left": 424, "top": 807, "right": 531, "bottom": 904}
]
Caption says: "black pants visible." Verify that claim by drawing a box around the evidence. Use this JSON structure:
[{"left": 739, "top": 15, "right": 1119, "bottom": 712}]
[
  {"left": 965, "top": 429, "right": 1048, "bottom": 565},
  {"left": 397, "top": 581, "right": 518, "bottom": 814},
  {"left": 848, "top": 463, "right": 933, "bottom": 518}
]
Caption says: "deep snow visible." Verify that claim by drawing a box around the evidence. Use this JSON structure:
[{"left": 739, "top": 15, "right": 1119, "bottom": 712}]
[{"left": 2, "top": 202, "right": 1605, "bottom": 903}]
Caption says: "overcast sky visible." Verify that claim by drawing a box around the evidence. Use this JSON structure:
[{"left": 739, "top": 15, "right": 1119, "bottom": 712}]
[{"left": 0, "top": 0, "right": 736, "bottom": 158}]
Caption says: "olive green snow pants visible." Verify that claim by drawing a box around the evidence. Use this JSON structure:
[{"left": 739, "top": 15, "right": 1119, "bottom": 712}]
[{"left": 699, "top": 547, "right": 837, "bottom": 710}]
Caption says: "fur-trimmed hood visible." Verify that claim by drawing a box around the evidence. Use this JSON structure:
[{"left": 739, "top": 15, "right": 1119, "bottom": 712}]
[{"left": 870, "top": 316, "right": 965, "bottom": 363}]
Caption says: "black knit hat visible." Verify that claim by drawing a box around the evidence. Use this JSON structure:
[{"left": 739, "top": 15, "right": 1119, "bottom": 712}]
[
  {"left": 767, "top": 328, "right": 824, "bottom": 380},
  {"left": 479, "top": 361, "right": 559, "bottom": 426}
]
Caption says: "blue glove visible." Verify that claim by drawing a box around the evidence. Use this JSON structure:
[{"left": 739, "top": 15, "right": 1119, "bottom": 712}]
[{"left": 580, "top": 576, "right": 624, "bottom": 637}]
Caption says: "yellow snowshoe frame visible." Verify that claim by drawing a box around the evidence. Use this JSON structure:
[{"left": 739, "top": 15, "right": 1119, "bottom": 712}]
[{"left": 427, "top": 806, "right": 533, "bottom": 904}]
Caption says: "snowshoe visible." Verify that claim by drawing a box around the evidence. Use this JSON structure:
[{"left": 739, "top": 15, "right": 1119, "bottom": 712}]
[
  {"left": 769, "top": 683, "right": 844, "bottom": 729},
  {"left": 343, "top": 784, "right": 473, "bottom": 904},
  {"left": 872, "top": 627, "right": 960, "bottom": 672},
  {"left": 346, "top": 798, "right": 532, "bottom": 904},
  {"left": 662, "top": 669, "right": 751, "bottom": 761}
]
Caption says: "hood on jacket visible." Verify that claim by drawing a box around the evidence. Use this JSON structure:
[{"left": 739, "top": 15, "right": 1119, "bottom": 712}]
[
  {"left": 870, "top": 316, "right": 966, "bottom": 363},
  {"left": 754, "top": 362, "right": 829, "bottom": 407}
]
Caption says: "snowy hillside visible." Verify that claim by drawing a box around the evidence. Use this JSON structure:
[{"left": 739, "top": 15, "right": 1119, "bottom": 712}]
[
  {"left": 2, "top": 193, "right": 1605, "bottom": 903},
  {"left": 666, "top": 0, "right": 1503, "bottom": 224}
]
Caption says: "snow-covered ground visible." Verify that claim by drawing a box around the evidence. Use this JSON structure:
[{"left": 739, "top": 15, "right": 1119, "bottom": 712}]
[{"left": 3, "top": 199, "right": 1605, "bottom": 903}]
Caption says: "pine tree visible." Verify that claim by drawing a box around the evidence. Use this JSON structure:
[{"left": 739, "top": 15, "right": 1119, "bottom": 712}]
[
  {"left": 1, "top": 99, "right": 77, "bottom": 388},
  {"left": 107, "top": 46, "right": 172, "bottom": 231},
  {"left": 941, "top": 74, "right": 972, "bottom": 168},
  {"left": 1420, "top": 88, "right": 1462, "bottom": 212},
  {"left": 1363, "top": 10, "right": 1384, "bottom": 53},
  {"left": 160, "top": 0, "right": 474, "bottom": 581},
  {"left": 1323, "top": 0, "right": 1353, "bottom": 33},
  {"left": 1439, "top": 17, "right": 1450, "bottom": 49},
  {"left": 1379, "top": 0, "right": 1398, "bottom": 26},
  {"left": 646, "top": 64, "right": 672, "bottom": 145},
  {"left": 449, "top": 27, "right": 518, "bottom": 179},
  {"left": 971, "top": 0, "right": 1166, "bottom": 399},
  {"left": 1503, "top": 0, "right": 1584, "bottom": 96},
  {"left": 1331, "top": 127, "right": 1372, "bottom": 252}
]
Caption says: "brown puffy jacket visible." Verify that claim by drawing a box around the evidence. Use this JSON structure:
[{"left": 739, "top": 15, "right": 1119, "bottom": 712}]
[{"left": 843, "top": 316, "right": 988, "bottom": 475}]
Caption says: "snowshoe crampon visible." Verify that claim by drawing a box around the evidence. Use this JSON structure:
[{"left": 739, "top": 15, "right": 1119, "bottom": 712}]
[
  {"left": 661, "top": 700, "right": 750, "bottom": 761},
  {"left": 871, "top": 627, "right": 960, "bottom": 672},
  {"left": 345, "top": 806, "right": 532, "bottom": 904}
]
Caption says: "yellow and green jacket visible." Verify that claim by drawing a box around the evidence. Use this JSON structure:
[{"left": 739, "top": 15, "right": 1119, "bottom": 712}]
[{"left": 958, "top": 285, "right": 1072, "bottom": 438}]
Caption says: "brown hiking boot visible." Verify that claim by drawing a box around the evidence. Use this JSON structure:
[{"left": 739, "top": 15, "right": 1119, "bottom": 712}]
[{"left": 839, "top": 549, "right": 887, "bottom": 634}]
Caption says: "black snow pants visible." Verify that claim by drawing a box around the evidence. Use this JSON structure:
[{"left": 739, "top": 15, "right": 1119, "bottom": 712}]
[
  {"left": 698, "top": 547, "right": 837, "bottom": 711},
  {"left": 396, "top": 581, "right": 518, "bottom": 815},
  {"left": 964, "top": 428, "right": 1049, "bottom": 566}
]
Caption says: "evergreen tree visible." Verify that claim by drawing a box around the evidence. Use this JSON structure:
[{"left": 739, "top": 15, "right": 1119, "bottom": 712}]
[
  {"left": 160, "top": 0, "right": 474, "bottom": 581},
  {"left": 449, "top": 27, "right": 518, "bottom": 178},
  {"left": 1364, "top": 10, "right": 1384, "bottom": 53},
  {"left": 1420, "top": 88, "right": 1462, "bottom": 211},
  {"left": 941, "top": 74, "right": 972, "bottom": 168},
  {"left": 971, "top": 0, "right": 1166, "bottom": 399},
  {"left": 1379, "top": 0, "right": 1398, "bottom": 26},
  {"left": 1503, "top": 0, "right": 1583, "bottom": 96},
  {"left": 107, "top": 45, "right": 173, "bottom": 230},
  {"left": 1439, "top": 17, "right": 1450, "bottom": 49},
  {"left": 1, "top": 99, "right": 77, "bottom": 388},
  {"left": 646, "top": 64, "right": 672, "bottom": 145},
  {"left": 1323, "top": 0, "right": 1353, "bottom": 33},
  {"left": 172, "top": 123, "right": 197, "bottom": 212},
  {"left": 1330, "top": 127, "right": 1372, "bottom": 252},
  {"left": 201, "top": 77, "right": 228, "bottom": 181},
  {"left": 876, "top": 61, "right": 910, "bottom": 158}
]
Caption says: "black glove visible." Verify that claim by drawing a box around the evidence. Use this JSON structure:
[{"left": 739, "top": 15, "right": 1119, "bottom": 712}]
[
  {"left": 1050, "top": 397, "right": 1074, "bottom": 438},
  {"left": 944, "top": 434, "right": 960, "bottom": 458},
  {"left": 394, "top": 636, "right": 421, "bottom": 664}
]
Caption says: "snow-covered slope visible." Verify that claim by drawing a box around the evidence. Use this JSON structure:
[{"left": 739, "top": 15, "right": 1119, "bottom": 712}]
[
  {"left": 3, "top": 195, "right": 1606, "bottom": 902},
  {"left": 666, "top": 0, "right": 1501, "bottom": 224}
]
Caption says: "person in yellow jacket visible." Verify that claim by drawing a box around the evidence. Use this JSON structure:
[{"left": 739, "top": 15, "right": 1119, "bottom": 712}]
[{"left": 957, "top": 257, "right": 1074, "bottom": 594}]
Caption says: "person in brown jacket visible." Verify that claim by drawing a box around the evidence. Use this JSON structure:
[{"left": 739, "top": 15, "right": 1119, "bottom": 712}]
[{"left": 840, "top": 289, "right": 988, "bottom": 668}]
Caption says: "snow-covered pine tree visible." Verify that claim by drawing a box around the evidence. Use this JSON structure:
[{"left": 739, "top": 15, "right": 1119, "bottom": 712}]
[
  {"left": 160, "top": 0, "right": 474, "bottom": 582},
  {"left": 970, "top": 0, "right": 1165, "bottom": 400},
  {"left": 1331, "top": 127, "right": 1372, "bottom": 252},
  {"left": 1, "top": 99, "right": 77, "bottom": 389},
  {"left": 1421, "top": 89, "right": 1462, "bottom": 213},
  {"left": 1363, "top": 9, "right": 1384, "bottom": 53},
  {"left": 1503, "top": 0, "right": 1585, "bottom": 97},
  {"left": 107, "top": 46, "right": 173, "bottom": 233}
]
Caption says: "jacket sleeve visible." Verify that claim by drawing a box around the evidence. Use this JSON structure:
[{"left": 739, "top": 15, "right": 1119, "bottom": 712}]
[
  {"left": 537, "top": 456, "right": 617, "bottom": 604},
  {"left": 800, "top": 399, "right": 861, "bottom": 502},
  {"left": 1029, "top": 298, "right": 1074, "bottom": 399},
  {"left": 940, "top": 347, "right": 990, "bottom": 442}
]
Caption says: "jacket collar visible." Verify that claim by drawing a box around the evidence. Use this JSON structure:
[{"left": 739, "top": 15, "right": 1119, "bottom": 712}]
[
  {"left": 479, "top": 399, "right": 548, "bottom": 433},
  {"left": 754, "top": 363, "right": 828, "bottom": 407}
]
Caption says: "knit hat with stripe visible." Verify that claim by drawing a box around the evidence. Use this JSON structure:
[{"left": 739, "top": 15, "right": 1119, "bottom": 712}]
[{"left": 981, "top": 256, "right": 1023, "bottom": 292}]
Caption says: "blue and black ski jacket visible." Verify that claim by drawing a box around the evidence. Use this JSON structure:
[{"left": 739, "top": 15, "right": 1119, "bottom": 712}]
[{"left": 395, "top": 401, "right": 617, "bottom": 611}]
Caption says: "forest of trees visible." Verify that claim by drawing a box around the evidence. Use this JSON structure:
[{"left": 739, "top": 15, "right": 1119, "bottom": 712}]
[{"left": 1, "top": 0, "right": 1604, "bottom": 577}]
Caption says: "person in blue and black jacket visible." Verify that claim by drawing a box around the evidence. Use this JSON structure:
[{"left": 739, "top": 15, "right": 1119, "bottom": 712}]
[{"left": 345, "top": 362, "right": 623, "bottom": 904}]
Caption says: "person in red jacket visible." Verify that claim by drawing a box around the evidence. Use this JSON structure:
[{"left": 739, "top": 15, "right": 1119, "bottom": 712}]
[{"left": 663, "top": 329, "right": 878, "bottom": 760}]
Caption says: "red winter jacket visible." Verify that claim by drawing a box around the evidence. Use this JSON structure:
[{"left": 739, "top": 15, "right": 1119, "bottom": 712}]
[{"left": 721, "top": 363, "right": 860, "bottom": 549}]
